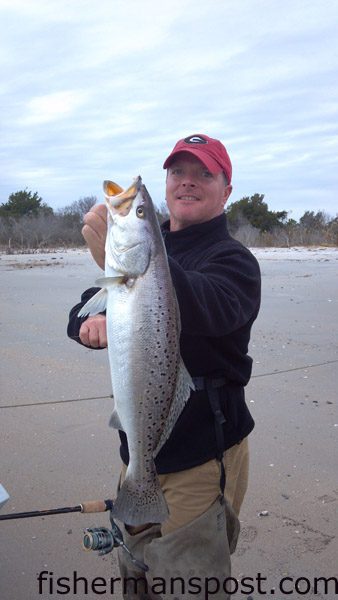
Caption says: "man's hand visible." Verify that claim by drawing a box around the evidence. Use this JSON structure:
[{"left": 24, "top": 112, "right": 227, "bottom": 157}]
[
  {"left": 79, "top": 315, "right": 107, "bottom": 348},
  {"left": 80, "top": 206, "right": 107, "bottom": 347},
  {"left": 82, "top": 204, "right": 107, "bottom": 269}
]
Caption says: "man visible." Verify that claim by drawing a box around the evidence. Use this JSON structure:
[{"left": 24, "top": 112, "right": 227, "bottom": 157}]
[{"left": 68, "top": 134, "right": 261, "bottom": 599}]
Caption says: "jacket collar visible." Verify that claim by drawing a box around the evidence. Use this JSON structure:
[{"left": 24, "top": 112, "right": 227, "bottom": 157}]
[{"left": 161, "top": 212, "right": 230, "bottom": 242}]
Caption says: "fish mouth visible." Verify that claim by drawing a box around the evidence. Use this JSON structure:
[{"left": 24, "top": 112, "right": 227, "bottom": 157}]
[{"left": 104, "top": 176, "right": 142, "bottom": 216}]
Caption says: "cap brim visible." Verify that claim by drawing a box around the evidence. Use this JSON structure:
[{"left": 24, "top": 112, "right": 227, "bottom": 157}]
[{"left": 163, "top": 149, "right": 223, "bottom": 174}]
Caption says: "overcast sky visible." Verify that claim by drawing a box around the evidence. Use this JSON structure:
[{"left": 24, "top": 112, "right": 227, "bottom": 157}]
[{"left": 1, "top": 0, "right": 337, "bottom": 220}]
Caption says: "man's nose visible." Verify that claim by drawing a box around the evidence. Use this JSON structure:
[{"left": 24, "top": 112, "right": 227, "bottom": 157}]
[{"left": 181, "top": 176, "right": 196, "bottom": 187}]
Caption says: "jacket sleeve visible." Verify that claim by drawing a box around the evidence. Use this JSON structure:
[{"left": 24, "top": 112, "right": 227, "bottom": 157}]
[
  {"left": 67, "top": 287, "right": 103, "bottom": 347},
  {"left": 168, "top": 246, "right": 261, "bottom": 337}
]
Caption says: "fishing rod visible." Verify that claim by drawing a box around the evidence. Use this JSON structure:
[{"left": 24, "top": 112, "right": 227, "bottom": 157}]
[
  {"left": 0, "top": 498, "right": 113, "bottom": 521},
  {"left": 0, "top": 485, "right": 148, "bottom": 571}
]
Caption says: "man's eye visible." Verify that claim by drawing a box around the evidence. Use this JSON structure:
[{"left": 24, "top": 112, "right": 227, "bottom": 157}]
[
  {"left": 202, "top": 170, "right": 213, "bottom": 178},
  {"left": 171, "top": 168, "right": 182, "bottom": 175}
]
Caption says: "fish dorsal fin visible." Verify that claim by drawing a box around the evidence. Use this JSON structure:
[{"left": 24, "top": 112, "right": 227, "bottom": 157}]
[{"left": 153, "top": 359, "right": 194, "bottom": 457}]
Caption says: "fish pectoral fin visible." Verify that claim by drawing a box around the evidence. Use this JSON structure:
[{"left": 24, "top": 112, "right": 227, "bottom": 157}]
[
  {"left": 109, "top": 408, "right": 124, "bottom": 431},
  {"left": 77, "top": 288, "right": 108, "bottom": 318},
  {"left": 95, "top": 275, "right": 123, "bottom": 286},
  {"left": 153, "top": 359, "right": 194, "bottom": 458}
]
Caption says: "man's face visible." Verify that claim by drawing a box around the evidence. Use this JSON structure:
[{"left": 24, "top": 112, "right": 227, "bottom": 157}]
[{"left": 165, "top": 153, "right": 232, "bottom": 231}]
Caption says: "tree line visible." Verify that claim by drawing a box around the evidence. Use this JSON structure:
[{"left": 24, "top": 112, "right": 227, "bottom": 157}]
[
  {"left": 0, "top": 189, "right": 337, "bottom": 251},
  {"left": 226, "top": 193, "right": 338, "bottom": 247}
]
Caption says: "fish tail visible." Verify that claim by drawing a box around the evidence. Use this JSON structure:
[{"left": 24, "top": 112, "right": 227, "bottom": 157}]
[{"left": 113, "top": 472, "right": 169, "bottom": 526}]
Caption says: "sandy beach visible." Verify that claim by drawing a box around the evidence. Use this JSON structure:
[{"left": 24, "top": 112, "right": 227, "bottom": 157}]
[{"left": 0, "top": 247, "right": 337, "bottom": 599}]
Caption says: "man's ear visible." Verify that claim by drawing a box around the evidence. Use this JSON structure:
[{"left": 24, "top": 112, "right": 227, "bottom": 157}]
[{"left": 222, "top": 185, "right": 232, "bottom": 208}]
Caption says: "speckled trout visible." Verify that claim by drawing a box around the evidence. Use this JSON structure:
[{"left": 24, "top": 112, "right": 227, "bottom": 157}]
[{"left": 78, "top": 176, "right": 193, "bottom": 525}]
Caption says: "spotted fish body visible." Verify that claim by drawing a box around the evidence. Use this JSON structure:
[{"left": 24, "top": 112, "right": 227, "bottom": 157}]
[{"left": 78, "top": 176, "right": 193, "bottom": 525}]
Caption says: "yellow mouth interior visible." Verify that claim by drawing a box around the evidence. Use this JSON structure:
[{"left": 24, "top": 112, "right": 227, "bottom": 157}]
[
  {"left": 105, "top": 181, "right": 124, "bottom": 196},
  {"left": 104, "top": 180, "right": 139, "bottom": 216}
]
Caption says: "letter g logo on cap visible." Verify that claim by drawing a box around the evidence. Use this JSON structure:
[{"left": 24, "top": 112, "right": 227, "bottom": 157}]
[{"left": 184, "top": 135, "right": 208, "bottom": 144}]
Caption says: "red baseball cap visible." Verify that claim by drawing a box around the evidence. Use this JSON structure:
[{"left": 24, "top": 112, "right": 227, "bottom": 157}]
[{"left": 163, "top": 134, "right": 232, "bottom": 184}]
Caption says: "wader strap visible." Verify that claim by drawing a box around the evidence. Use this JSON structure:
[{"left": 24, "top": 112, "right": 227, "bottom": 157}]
[{"left": 193, "top": 377, "right": 227, "bottom": 495}]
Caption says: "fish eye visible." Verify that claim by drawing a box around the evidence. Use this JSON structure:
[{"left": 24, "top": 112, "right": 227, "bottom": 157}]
[{"left": 136, "top": 205, "right": 144, "bottom": 218}]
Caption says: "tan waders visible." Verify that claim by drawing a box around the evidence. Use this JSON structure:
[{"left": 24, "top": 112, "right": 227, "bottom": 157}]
[
  {"left": 117, "top": 523, "right": 161, "bottom": 599},
  {"left": 118, "top": 495, "right": 239, "bottom": 599},
  {"left": 117, "top": 437, "right": 247, "bottom": 599}
]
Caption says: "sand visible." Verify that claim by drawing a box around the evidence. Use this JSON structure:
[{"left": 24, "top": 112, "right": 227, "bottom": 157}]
[{"left": 0, "top": 247, "right": 337, "bottom": 599}]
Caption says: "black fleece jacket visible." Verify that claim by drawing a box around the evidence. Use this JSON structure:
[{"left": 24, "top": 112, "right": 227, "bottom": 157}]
[{"left": 67, "top": 213, "right": 261, "bottom": 473}]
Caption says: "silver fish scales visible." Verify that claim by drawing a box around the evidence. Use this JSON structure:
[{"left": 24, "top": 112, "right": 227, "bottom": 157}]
[{"left": 79, "top": 176, "right": 193, "bottom": 525}]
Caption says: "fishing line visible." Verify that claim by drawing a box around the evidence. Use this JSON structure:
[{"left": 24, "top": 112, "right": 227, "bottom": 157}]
[
  {"left": 251, "top": 358, "right": 338, "bottom": 379},
  {"left": 0, "top": 394, "right": 111, "bottom": 410},
  {"left": 1, "top": 359, "right": 337, "bottom": 411}
]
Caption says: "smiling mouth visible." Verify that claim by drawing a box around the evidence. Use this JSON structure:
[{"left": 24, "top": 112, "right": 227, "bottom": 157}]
[{"left": 178, "top": 195, "right": 199, "bottom": 201}]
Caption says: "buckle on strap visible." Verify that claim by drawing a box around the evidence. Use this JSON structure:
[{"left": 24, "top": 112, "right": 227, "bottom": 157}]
[
  {"left": 206, "top": 385, "right": 226, "bottom": 425},
  {"left": 192, "top": 376, "right": 228, "bottom": 391},
  {"left": 192, "top": 376, "right": 227, "bottom": 495}
]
